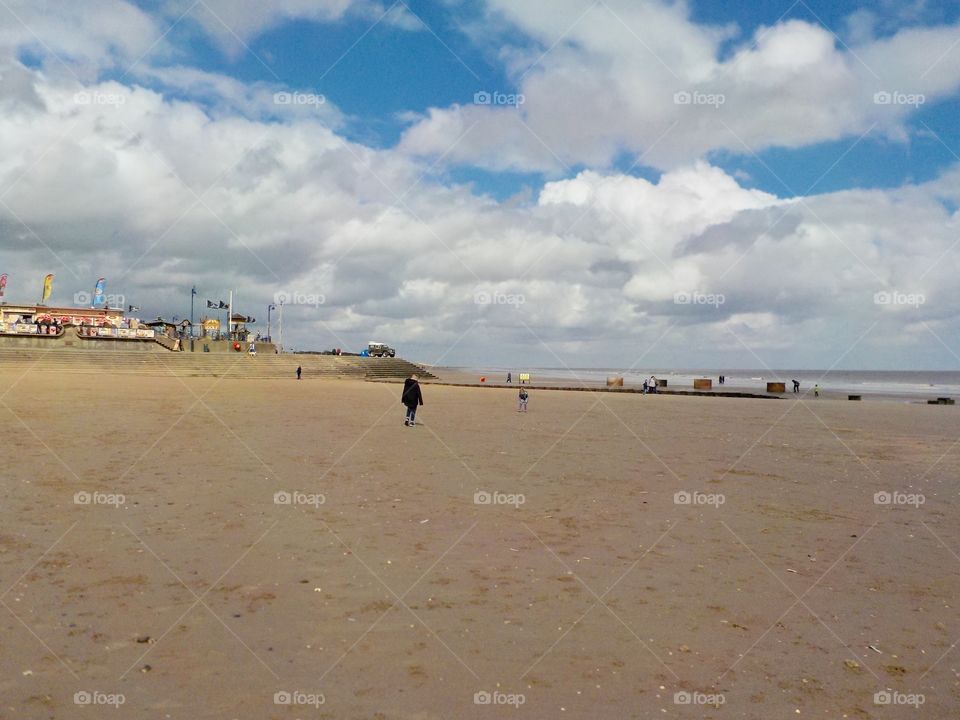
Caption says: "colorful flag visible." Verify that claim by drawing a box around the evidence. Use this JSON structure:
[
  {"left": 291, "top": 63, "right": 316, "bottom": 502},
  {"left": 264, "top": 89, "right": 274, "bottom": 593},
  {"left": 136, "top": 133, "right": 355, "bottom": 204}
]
[
  {"left": 92, "top": 277, "right": 106, "bottom": 307},
  {"left": 41, "top": 273, "right": 53, "bottom": 303},
  {"left": 0, "top": 273, "right": 7, "bottom": 298}
]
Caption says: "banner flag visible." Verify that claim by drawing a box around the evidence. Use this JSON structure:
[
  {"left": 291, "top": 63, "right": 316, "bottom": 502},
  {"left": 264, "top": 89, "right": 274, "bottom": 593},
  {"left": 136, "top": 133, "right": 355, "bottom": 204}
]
[
  {"left": 41, "top": 273, "right": 53, "bottom": 303},
  {"left": 92, "top": 277, "right": 106, "bottom": 307},
  {"left": 0, "top": 273, "right": 7, "bottom": 298}
]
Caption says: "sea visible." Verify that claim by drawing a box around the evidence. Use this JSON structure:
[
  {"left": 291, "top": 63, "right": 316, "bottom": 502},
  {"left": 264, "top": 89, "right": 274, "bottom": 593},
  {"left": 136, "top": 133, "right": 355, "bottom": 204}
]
[{"left": 455, "top": 367, "right": 960, "bottom": 399}]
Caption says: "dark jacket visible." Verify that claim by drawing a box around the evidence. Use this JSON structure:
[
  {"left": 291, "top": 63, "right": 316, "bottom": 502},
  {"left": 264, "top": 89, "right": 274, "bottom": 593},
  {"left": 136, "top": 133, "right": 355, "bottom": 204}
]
[{"left": 402, "top": 378, "right": 423, "bottom": 409}]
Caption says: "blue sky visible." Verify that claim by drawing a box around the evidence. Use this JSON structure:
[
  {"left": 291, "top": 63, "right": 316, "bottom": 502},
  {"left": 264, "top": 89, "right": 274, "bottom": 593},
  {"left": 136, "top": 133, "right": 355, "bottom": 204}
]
[{"left": 103, "top": 0, "right": 960, "bottom": 201}]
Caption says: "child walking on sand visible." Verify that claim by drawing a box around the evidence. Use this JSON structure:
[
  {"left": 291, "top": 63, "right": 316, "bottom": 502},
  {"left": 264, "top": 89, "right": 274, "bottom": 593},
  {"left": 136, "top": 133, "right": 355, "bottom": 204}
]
[
  {"left": 518, "top": 387, "right": 529, "bottom": 412},
  {"left": 402, "top": 374, "right": 424, "bottom": 426}
]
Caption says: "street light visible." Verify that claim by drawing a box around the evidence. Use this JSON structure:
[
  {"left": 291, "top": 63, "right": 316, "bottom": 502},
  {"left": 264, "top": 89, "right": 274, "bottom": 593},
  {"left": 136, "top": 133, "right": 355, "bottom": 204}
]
[
  {"left": 267, "top": 303, "right": 275, "bottom": 343},
  {"left": 278, "top": 299, "right": 284, "bottom": 353},
  {"left": 190, "top": 286, "right": 197, "bottom": 339}
]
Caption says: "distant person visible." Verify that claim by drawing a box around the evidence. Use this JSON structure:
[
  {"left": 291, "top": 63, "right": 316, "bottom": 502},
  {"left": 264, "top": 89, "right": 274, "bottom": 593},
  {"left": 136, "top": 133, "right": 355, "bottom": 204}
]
[
  {"left": 506, "top": 372, "right": 512, "bottom": 383},
  {"left": 296, "top": 365, "right": 302, "bottom": 380},
  {"left": 643, "top": 379, "right": 649, "bottom": 394},
  {"left": 518, "top": 387, "right": 529, "bottom": 412},
  {"left": 813, "top": 384, "right": 820, "bottom": 398},
  {"left": 792, "top": 379, "right": 800, "bottom": 393},
  {"left": 402, "top": 374, "right": 423, "bottom": 426},
  {"left": 649, "top": 376, "right": 658, "bottom": 394}
]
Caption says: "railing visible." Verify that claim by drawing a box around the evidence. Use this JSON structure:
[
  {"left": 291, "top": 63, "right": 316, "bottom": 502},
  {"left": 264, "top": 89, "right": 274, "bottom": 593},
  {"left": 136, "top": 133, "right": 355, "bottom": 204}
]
[
  {"left": 75, "top": 326, "right": 156, "bottom": 339},
  {"left": 0, "top": 322, "right": 159, "bottom": 339}
]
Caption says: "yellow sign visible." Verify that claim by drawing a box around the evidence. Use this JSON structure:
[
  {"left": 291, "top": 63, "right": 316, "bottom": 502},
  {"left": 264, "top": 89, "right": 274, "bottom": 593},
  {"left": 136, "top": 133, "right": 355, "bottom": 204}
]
[
  {"left": 519, "top": 373, "right": 531, "bottom": 383},
  {"left": 203, "top": 318, "right": 220, "bottom": 331}
]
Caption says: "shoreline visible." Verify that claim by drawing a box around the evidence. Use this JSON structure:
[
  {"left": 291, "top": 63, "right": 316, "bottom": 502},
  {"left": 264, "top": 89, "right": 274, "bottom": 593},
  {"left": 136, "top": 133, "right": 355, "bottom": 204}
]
[{"left": 417, "top": 367, "right": 958, "bottom": 404}]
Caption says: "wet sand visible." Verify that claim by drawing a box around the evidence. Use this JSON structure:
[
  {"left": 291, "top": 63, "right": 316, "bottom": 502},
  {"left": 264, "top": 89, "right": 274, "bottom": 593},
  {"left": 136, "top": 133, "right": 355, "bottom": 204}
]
[{"left": 1, "top": 370, "right": 958, "bottom": 719}]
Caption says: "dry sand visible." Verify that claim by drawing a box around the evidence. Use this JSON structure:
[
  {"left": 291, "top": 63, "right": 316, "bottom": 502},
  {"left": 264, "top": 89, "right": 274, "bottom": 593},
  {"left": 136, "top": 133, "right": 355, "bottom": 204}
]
[{"left": 1, "top": 369, "right": 959, "bottom": 719}]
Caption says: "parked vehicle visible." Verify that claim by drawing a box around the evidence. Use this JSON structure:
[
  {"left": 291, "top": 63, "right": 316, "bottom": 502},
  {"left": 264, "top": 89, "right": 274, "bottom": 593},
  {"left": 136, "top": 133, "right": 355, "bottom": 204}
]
[{"left": 368, "top": 341, "right": 395, "bottom": 357}]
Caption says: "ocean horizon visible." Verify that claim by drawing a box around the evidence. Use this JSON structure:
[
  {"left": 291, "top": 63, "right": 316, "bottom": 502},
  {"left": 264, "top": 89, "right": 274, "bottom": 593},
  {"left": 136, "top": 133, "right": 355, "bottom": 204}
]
[{"left": 445, "top": 367, "right": 960, "bottom": 397}]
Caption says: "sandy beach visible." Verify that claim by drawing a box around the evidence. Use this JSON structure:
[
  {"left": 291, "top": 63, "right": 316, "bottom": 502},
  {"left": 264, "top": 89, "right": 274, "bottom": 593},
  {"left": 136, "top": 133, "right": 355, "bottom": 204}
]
[{"left": 1, "top": 369, "right": 959, "bottom": 719}]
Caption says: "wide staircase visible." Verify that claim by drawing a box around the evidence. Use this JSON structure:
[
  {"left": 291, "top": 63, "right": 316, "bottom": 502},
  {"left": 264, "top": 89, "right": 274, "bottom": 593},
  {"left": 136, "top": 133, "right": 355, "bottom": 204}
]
[{"left": 0, "top": 348, "right": 436, "bottom": 381}]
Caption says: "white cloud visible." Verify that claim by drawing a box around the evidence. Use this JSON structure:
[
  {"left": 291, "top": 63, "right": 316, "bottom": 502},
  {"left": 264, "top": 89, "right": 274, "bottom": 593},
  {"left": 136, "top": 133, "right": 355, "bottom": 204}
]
[
  {"left": 1, "top": 6, "right": 960, "bottom": 369},
  {"left": 399, "top": 1, "right": 960, "bottom": 171},
  {"left": 0, "top": 0, "right": 160, "bottom": 77}
]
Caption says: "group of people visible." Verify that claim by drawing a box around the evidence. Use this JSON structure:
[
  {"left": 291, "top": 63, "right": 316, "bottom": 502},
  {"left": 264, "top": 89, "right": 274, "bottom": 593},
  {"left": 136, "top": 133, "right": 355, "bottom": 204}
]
[
  {"left": 296, "top": 368, "right": 827, "bottom": 431},
  {"left": 400, "top": 374, "right": 529, "bottom": 426}
]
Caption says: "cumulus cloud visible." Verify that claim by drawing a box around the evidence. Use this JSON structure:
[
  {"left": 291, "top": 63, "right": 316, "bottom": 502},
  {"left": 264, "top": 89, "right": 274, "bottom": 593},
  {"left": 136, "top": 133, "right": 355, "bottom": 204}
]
[
  {"left": 0, "top": 0, "right": 160, "bottom": 77},
  {"left": 1, "top": 3, "right": 959, "bottom": 369},
  {"left": 2, "top": 53, "right": 958, "bottom": 368},
  {"left": 399, "top": 0, "right": 960, "bottom": 171}
]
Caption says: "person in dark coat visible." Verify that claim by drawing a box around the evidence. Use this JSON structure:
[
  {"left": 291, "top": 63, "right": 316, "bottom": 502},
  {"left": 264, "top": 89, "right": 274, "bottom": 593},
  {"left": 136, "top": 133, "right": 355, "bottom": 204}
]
[
  {"left": 296, "top": 365, "right": 302, "bottom": 380},
  {"left": 402, "top": 374, "right": 423, "bottom": 426}
]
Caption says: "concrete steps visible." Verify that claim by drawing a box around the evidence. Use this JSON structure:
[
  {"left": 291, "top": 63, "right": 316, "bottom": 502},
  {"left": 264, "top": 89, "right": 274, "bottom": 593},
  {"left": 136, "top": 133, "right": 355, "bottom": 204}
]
[{"left": 0, "top": 348, "right": 436, "bottom": 380}]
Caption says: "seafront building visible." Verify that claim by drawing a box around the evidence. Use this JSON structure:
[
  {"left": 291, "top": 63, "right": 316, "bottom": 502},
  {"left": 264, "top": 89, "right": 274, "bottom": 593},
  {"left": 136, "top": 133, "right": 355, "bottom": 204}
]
[{"left": 0, "top": 302, "right": 272, "bottom": 353}]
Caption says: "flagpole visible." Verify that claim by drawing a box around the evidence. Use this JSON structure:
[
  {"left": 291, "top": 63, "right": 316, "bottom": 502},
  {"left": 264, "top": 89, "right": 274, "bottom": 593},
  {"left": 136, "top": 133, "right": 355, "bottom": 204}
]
[{"left": 228, "top": 290, "right": 233, "bottom": 342}]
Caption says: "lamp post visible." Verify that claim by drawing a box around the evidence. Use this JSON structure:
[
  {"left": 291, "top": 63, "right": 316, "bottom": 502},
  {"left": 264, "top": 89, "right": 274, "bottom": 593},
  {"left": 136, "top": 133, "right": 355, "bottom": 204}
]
[
  {"left": 278, "top": 299, "right": 284, "bottom": 353},
  {"left": 267, "top": 303, "right": 275, "bottom": 343},
  {"left": 190, "top": 286, "right": 196, "bottom": 339}
]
